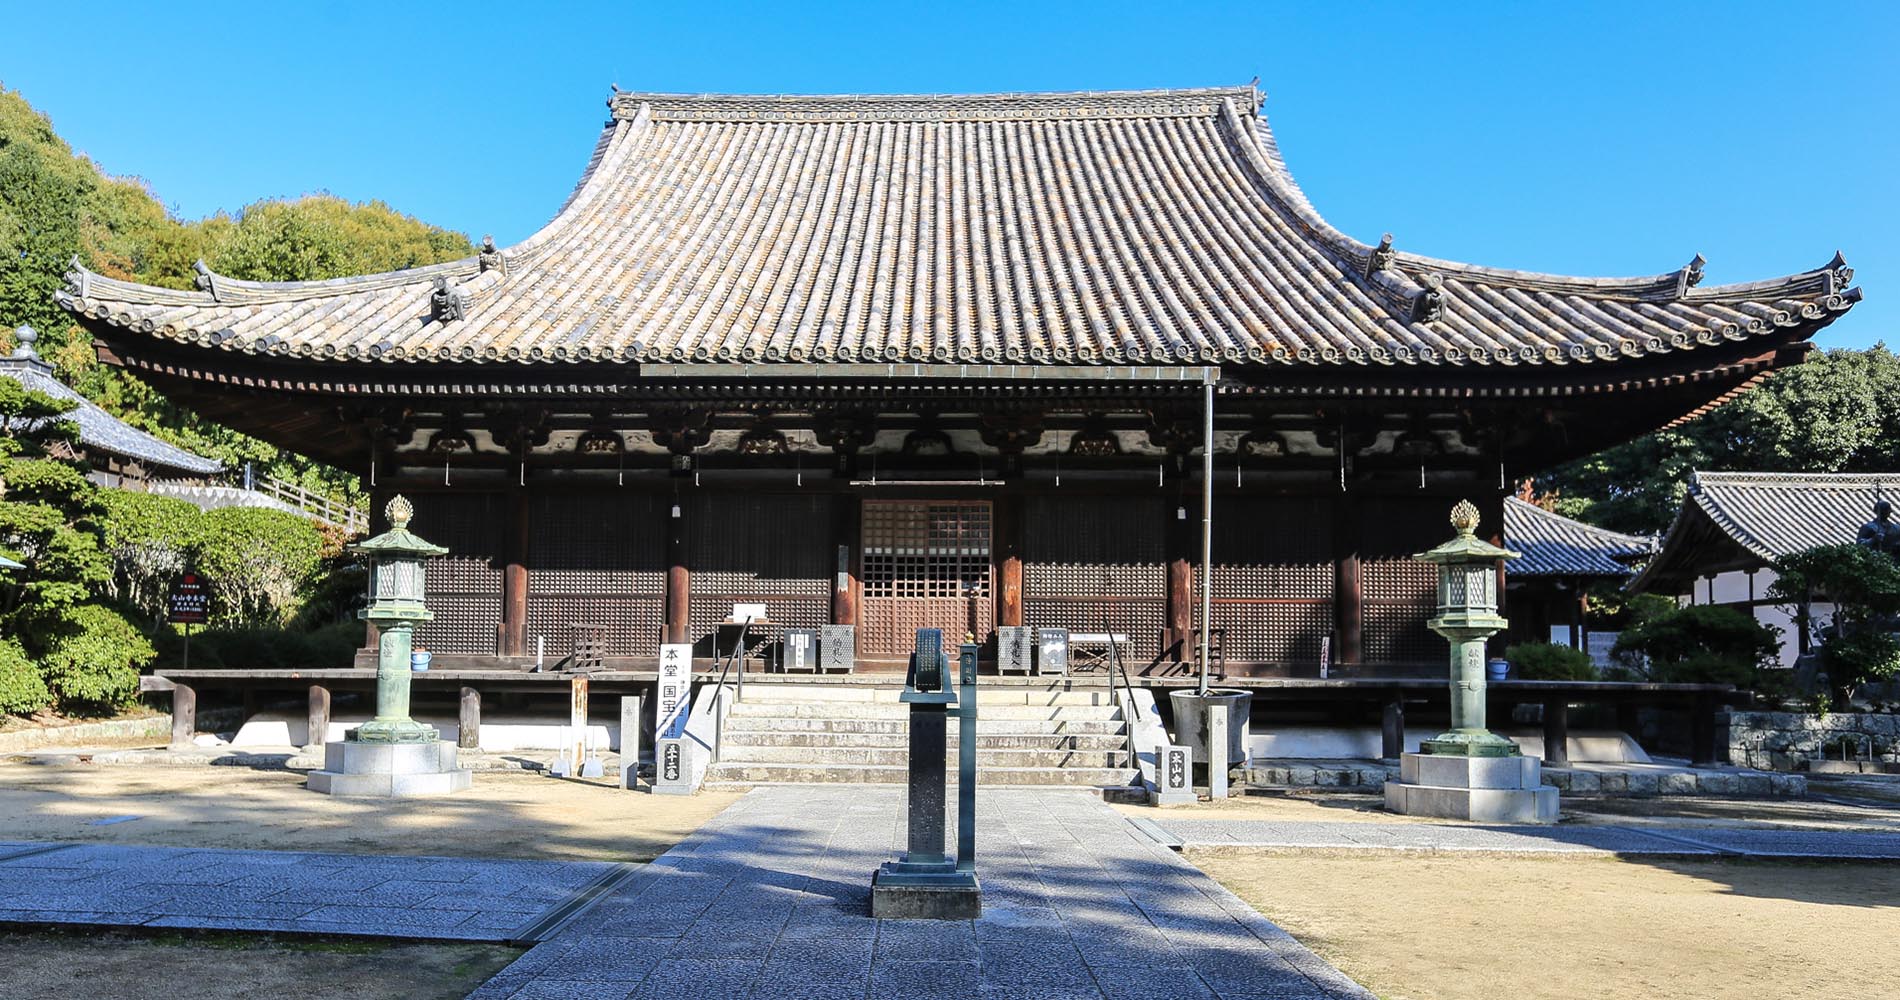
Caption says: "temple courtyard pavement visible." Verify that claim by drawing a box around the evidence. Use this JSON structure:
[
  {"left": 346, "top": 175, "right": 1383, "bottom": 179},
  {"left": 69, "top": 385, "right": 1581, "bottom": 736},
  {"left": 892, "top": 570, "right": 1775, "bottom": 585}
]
[{"left": 1, "top": 765, "right": 1898, "bottom": 999}]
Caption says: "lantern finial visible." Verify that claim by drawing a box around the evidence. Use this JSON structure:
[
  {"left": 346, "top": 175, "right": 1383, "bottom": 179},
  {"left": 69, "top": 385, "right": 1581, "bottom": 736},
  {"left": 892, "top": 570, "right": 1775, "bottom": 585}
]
[
  {"left": 1449, "top": 499, "right": 1480, "bottom": 535},
  {"left": 386, "top": 495, "right": 414, "bottom": 530}
]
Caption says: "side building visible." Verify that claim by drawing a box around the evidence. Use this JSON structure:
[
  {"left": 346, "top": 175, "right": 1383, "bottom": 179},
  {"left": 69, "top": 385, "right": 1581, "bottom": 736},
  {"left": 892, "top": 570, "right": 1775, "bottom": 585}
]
[
  {"left": 56, "top": 86, "right": 1858, "bottom": 676},
  {"left": 1629, "top": 472, "right": 1895, "bottom": 666}
]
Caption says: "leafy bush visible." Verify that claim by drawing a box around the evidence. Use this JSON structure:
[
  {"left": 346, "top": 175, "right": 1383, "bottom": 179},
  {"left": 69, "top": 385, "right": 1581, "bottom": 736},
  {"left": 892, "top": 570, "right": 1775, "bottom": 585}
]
[
  {"left": 192, "top": 507, "right": 323, "bottom": 627},
  {"left": 1504, "top": 642, "right": 1597, "bottom": 680},
  {"left": 96, "top": 490, "right": 203, "bottom": 623},
  {"left": 1612, "top": 604, "right": 1780, "bottom": 688},
  {"left": 0, "top": 638, "right": 50, "bottom": 716},
  {"left": 1768, "top": 544, "right": 1900, "bottom": 693},
  {"left": 36, "top": 603, "right": 153, "bottom": 708}
]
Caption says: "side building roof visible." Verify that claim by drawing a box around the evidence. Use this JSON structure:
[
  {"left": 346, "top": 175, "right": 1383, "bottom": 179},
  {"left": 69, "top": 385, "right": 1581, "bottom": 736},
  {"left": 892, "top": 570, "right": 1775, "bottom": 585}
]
[
  {"left": 1627, "top": 471, "right": 1898, "bottom": 593},
  {"left": 1502, "top": 496, "right": 1654, "bottom": 578},
  {"left": 56, "top": 86, "right": 1856, "bottom": 373},
  {"left": 2, "top": 327, "right": 222, "bottom": 476}
]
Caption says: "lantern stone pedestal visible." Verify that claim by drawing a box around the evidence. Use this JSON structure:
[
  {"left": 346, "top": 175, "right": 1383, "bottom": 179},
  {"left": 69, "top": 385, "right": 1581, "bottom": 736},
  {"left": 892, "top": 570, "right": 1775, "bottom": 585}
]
[
  {"left": 1383, "top": 500, "right": 1559, "bottom": 824},
  {"left": 308, "top": 497, "right": 471, "bottom": 798}
]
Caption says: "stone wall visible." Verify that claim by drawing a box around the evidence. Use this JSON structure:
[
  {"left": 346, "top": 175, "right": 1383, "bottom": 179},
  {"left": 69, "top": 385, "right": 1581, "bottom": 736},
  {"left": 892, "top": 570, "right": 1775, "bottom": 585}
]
[{"left": 1725, "top": 710, "right": 1900, "bottom": 771}]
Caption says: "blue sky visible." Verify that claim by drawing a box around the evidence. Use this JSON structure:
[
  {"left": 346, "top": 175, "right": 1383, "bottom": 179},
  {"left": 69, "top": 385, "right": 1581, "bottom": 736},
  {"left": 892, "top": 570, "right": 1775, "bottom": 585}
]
[{"left": 3, "top": 1, "right": 1892, "bottom": 349}]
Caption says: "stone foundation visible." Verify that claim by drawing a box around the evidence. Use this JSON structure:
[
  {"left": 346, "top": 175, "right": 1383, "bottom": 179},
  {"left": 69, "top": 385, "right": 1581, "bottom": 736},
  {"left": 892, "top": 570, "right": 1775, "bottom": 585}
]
[
  {"left": 1726, "top": 710, "right": 1900, "bottom": 772},
  {"left": 306, "top": 739, "right": 471, "bottom": 797}
]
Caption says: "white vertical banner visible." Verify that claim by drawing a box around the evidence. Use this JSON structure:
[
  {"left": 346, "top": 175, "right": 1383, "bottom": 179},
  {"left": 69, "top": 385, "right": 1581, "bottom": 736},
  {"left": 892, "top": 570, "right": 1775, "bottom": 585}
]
[{"left": 657, "top": 643, "right": 692, "bottom": 737}]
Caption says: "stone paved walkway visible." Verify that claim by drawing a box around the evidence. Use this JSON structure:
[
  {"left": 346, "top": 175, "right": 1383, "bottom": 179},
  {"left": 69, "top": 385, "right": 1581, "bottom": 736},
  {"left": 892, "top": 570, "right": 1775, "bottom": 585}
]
[
  {"left": 471, "top": 787, "right": 1372, "bottom": 1000},
  {"left": 0, "top": 841, "right": 620, "bottom": 941},
  {"left": 1137, "top": 818, "right": 1900, "bottom": 859}
]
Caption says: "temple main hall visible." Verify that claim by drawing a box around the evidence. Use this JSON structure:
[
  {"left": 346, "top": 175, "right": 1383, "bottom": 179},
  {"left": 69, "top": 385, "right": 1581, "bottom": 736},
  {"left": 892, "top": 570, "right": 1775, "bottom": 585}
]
[{"left": 59, "top": 85, "right": 1858, "bottom": 675}]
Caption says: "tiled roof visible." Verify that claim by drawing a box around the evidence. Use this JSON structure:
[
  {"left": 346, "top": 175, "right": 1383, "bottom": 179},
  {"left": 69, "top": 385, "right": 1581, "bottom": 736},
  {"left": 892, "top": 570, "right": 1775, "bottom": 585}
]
[
  {"left": 1628, "top": 472, "right": 1900, "bottom": 592},
  {"left": 1502, "top": 496, "right": 1654, "bottom": 578},
  {"left": 56, "top": 86, "right": 1858, "bottom": 369},
  {"left": 2, "top": 330, "right": 222, "bottom": 475}
]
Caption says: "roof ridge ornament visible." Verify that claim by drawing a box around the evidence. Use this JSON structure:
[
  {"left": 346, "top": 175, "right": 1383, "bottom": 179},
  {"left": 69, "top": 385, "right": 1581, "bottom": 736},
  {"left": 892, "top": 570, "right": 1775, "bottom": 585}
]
[
  {"left": 430, "top": 276, "right": 470, "bottom": 323},
  {"left": 1363, "top": 233, "right": 1396, "bottom": 281},
  {"left": 193, "top": 260, "right": 226, "bottom": 302},
  {"left": 62, "top": 255, "right": 92, "bottom": 299},
  {"left": 1825, "top": 250, "right": 1854, "bottom": 293},
  {"left": 10, "top": 325, "right": 39, "bottom": 361},
  {"left": 1412, "top": 273, "right": 1445, "bottom": 323},
  {"left": 478, "top": 235, "right": 506, "bottom": 275},
  {"left": 1675, "top": 253, "right": 1707, "bottom": 297}
]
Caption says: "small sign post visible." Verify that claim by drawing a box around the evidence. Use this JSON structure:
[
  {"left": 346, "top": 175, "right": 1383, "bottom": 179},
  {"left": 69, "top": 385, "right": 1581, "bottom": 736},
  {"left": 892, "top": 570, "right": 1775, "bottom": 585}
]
[
  {"left": 1152, "top": 744, "right": 1194, "bottom": 806},
  {"left": 168, "top": 573, "right": 210, "bottom": 670},
  {"left": 657, "top": 643, "right": 692, "bottom": 739}
]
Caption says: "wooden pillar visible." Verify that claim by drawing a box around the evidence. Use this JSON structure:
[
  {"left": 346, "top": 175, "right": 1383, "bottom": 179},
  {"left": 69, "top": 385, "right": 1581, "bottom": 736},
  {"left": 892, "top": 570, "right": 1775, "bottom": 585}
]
[
  {"left": 1165, "top": 498, "right": 1195, "bottom": 661},
  {"left": 170, "top": 684, "right": 196, "bottom": 749},
  {"left": 1542, "top": 697, "right": 1570, "bottom": 767},
  {"left": 1333, "top": 496, "right": 1362, "bottom": 671},
  {"left": 665, "top": 500, "right": 689, "bottom": 645},
  {"left": 1381, "top": 691, "right": 1405, "bottom": 760},
  {"left": 501, "top": 489, "right": 530, "bottom": 656},
  {"left": 306, "top": 685, "right": 330, "bottom": 749},
  {"left": 833, "top": 498, "right": 860, "bottom": 626},
  {"left": 458, "top": 686, "right": 481, "bottom": 750},
  {"left": 996, "top": 494, "right": 1024, "bottom": 628}
]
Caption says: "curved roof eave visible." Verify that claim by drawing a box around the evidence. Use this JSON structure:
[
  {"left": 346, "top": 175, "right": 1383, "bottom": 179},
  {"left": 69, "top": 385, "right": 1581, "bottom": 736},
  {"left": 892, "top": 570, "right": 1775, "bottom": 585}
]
[{"left": 53, "top": 85, "right": 1861, "bottom": 371}]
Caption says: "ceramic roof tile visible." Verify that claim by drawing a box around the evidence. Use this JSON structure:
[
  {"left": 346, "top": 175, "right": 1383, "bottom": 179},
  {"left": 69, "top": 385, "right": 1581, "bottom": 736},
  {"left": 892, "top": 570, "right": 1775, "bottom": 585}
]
[
  {"left": 1629, "top": 472, "right": 1900, "bottom": 593},
  {"left": 1503, "top": 496, "right": 1654, "bottom": 578},
  {"left": 56, "top": 87, "right": 1858, "bottom": 368},
  {"left": 1, "top": 337, "right": 222, "bottom": 475}
]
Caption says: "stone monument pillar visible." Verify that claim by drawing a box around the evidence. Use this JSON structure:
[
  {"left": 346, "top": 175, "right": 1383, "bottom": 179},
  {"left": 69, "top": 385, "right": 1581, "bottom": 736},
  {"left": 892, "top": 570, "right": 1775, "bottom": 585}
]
[
  {"left": 308, "top": 496, "right": 472, "bottom": 797},
  {"left": 1383, "top": 500, "right": 1557, "bottom": 823},
  {"left": 871, "top": 630, "right": 981, "bottom": 919}
]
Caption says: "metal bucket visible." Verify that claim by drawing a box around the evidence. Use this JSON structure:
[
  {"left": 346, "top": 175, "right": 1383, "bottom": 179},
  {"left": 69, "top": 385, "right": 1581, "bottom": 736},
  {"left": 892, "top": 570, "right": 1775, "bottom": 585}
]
[{"left": 1169, "top": 689, "right": 1252, "bottom": 766}]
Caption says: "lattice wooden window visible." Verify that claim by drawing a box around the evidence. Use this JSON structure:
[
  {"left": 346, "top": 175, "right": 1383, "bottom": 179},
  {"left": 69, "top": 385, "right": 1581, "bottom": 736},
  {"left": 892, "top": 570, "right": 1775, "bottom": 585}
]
[
  {"left": 688, "top": 494, "right": 835, "bottom": 649},
  {"left": 861, "top": 501, "right": 993, "bottom": 658},
  {"left": 1209, "top": 497, "right": 1335, "bottom": 666},
  {"left": 528, "top": 493, "right": 665, "bottom": 658},
  {"left": 1023, "top": 495, "right": 1164, "bottom": 661},
  {"left": 416, "top": 492, "right": 504, "bottom": 655},
  {"left": 1360, "top": 498, "right": 1456, "bottom": 669}
]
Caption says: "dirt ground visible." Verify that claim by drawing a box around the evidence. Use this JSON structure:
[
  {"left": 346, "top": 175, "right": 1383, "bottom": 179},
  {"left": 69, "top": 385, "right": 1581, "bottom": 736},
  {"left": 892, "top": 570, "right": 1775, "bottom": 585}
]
[
  {"left": 0, "top": 928, "right": 516, "bottom": 1000},
  {"left": 0, "top": 763, "right": 740, "bottom": 861},
  {"left": 1116, "top": 786, "right": 1900, "bottom": 831},
  {"left": 1195, "top": 850, "right": 1900, "bottom": 1000}
]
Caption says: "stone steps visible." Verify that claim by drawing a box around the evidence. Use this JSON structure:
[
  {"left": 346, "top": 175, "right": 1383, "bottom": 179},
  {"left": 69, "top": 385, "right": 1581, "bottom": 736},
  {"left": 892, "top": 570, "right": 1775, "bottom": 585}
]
[
  {"left": 715, "top": 745, "right": 1131, "bottom": 768},
  {"left": 706, "top": 680, "right": 1138, "bottom": 789},
  {"left": 725, "top": 702, "right": 1119, "bottom": 721},
  {"left": 722, "top": 730, "right": 1128, "bottom": 751},
  {"left": 704, "top": 763, "right": 1134, "bottom": 787},
  {"left": 734, "top": 685, "right": 1114, "bottom": 706},
  {"left": 720, "top": 716, "right": 1126, "bottom": 736}
]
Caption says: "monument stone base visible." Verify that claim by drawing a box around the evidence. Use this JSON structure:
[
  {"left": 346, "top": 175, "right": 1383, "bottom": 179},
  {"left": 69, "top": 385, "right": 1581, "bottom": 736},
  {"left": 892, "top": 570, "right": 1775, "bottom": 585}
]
[
  {"left": 871, "top": 862, "right": 981, "bottom": 919},
  {"left": 306, "top": 739, "right": 472, "bottom": 797},
  {"left": 1383, "top": 752, "right": 1558, "bottom": 824}
]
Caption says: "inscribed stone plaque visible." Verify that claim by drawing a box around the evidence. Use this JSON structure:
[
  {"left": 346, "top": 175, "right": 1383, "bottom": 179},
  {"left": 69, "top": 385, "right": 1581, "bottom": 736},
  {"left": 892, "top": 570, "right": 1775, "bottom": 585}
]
[
  {"left": 1037, "top": 628, "right": 1069, "bottom": 676},
  {"left": 996, "top": 626, "right": 1034, "bottom": 674},
  {"left": 783, "top": 629, "right": 818, "bottom": 672},
  {"left": 1208, "top": 705, "right": 1230, "bottom": 799},
  {"left": 1162, "top": 745, "right": 1190, "bottom": 794},
  {"left": 657, "top": 643, "right": 692, "bottom": 738},
  {"left": 820, "top": 625, "right": 855, "bottom": 673}
]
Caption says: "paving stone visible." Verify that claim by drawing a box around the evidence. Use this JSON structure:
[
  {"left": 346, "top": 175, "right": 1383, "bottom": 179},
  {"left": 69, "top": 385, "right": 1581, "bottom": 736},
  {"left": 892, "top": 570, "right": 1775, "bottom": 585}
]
[
  {"left": 629, "top": 958, "right": 761, "bottom": 1000},
  {"left": 871, "top": 960, "right": 982, "bottom": 999}
]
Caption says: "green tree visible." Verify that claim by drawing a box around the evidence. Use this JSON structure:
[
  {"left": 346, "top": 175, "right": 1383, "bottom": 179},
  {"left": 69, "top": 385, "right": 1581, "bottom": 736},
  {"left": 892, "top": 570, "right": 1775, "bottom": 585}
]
[
  {"left": 1, "top": 84, "right": 472, "bottom": 510},
  {"left": 1539, "top": 345, "right": 1900, "bottom": 534},
  {"left": 192, "top": 507, "right": 324, "bottom": 628},
  {"left": 1768, "top": 544, "right": 1900, "bottom": 694},
  {"left": 0, "top": 377, "right": 152, "bottom": 712}
]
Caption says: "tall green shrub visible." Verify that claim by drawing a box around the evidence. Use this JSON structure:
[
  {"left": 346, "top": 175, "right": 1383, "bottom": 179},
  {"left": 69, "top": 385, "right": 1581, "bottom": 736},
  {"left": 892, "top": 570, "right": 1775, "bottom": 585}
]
[
  {"left": 0, "top": 638, "right": 50, "bottom": 715},
  {"left": 1504, "top": 642, "right": 1597, "bottom": 680},
  {"left": 192, "top": 507, "right": 323, "bottom": 627},
  {"left": 96, "top": 490, "right": 202, "bottom": 624},
  {"left": 36, "top": 603, "right": 152, "bottom": 708},
  {"left": 1612, "top": 604, "right": 1781, "bottom": 688}
]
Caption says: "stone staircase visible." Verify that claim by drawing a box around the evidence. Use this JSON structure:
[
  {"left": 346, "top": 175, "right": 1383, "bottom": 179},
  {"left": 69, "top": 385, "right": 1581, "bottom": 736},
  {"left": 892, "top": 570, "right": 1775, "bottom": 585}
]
[{"left": 703, "top": 681, "right": 1139, "bottom": 789}]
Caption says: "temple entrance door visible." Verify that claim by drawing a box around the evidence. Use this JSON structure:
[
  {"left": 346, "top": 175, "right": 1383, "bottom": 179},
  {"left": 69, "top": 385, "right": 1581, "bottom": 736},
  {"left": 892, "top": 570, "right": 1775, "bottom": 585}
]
[{"left": 860, "top": 500, "right": 994, "bottom": 661}]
